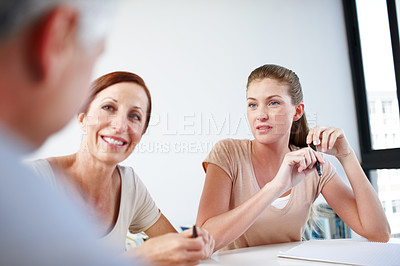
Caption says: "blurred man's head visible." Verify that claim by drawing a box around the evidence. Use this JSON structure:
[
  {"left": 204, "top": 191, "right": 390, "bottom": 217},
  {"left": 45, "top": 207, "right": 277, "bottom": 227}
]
[{"left": 0, "top": 0, "right": 117, "bottom": 148}]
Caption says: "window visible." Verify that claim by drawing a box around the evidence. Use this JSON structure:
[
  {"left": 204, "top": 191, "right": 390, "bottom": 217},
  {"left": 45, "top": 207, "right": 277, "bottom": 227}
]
[
  {"left": 382, "top": 100, "right": 393, "bottom": 114},
  {"left": 393, "top": 199, "right": 400, "bottom": 213},
  {"left": 370, "top": 169, "right": 400, "bottom": 236},
  {"left": 343, "top": 0, "right": 400, "bottom": 238},
  {"left": 368, "top": 100, "right": 376, "bottom": 114}
]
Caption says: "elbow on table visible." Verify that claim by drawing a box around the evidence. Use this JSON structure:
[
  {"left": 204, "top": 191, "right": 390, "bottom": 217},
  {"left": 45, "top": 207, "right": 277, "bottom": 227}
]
[
  {"left": 199, "top": 224, "right": 229, "bottom": 252},
  {"left": 365, "top": 226, "right": 391, "bottom": 243}
]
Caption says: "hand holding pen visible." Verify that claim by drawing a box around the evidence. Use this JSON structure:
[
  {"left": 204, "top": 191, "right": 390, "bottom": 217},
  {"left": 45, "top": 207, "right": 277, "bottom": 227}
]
[
  {"left": 306, "top": 125, "right": 355, "bottom": 177},
  {"left": 307, "top": 126, "right": 352, "bottom": 160},
  {"left": 192, "top": 225, "right": 198, "bottom": 238},
  {"left": 191, "top": 225, "right": 215, "bottom": 258},
  {"left": 134, "top": 225, "right": 214, "bottom": 265},
  {"left": 309, "top": 142, "right": 322, "bottom": 177}
]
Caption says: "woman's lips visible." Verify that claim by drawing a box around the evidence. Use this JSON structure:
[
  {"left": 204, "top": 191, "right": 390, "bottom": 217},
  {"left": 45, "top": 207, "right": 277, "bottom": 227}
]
[
  {"left": 256, "top": 125, "right": 272, "bottom": 133},
  {"left": 101, "top": 136, "right": 128, "bottom": 146}
]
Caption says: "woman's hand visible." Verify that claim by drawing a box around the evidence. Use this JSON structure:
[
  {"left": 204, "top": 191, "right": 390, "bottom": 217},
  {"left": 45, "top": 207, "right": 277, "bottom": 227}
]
[
  {"left": 270, "top": 147, "right": 324, "bottom": 193},
  {"left": 306, "top": 126, "right": 352, "bottom": 160},
  {"left": 192, "top": 226, "right": 215, "bottom": 259},
  {"left": 127, "top": 227, "right": 215, "bottom": 266},
  {"left": 309, "top": 127, "right": 391, "bottom": 242}
]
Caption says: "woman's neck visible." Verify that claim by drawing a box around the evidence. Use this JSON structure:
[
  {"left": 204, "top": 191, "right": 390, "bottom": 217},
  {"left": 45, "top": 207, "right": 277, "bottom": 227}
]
[
  {"left": 251, "top": 138, "right": 291, "bottom": 165},
  {"left": 250, "top": 137, "right": 292, "bottom": 187},
  {"left": 66, "top": 148, "right": 118, "bottom": 203}
]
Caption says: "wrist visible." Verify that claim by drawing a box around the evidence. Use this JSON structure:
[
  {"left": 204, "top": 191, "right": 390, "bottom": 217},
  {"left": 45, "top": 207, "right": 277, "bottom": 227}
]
[
  {"left": 336, "top": 148, "right": 356, "bottom": 164},
  {"left": 264, "top": 179, "right": 287, "bottom": 198}
]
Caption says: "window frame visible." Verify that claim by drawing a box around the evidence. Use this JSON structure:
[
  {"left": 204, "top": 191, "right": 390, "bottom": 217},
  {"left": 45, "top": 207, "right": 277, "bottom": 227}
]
[{"left": 342, "top": 0, "right": 400, "bottom": 172}]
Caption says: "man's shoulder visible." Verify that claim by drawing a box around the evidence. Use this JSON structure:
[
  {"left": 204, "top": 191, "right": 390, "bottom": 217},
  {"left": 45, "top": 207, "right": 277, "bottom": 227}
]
[{"left": 0, "top": 142, "right": 132, "bottom": 266}]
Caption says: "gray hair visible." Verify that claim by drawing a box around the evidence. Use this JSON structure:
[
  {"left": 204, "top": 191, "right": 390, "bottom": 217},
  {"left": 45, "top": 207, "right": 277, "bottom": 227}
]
[{"left": 0, "top": 0, "right": 118, "bottom": 46}]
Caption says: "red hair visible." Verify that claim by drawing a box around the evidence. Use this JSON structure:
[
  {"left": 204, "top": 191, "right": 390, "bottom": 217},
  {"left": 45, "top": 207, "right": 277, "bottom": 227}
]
[{"left": 80, "top": 71, "right": 152, "bottom": 133}]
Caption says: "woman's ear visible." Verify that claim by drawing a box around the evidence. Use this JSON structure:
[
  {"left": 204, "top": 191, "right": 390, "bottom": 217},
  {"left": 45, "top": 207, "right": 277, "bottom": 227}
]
[
  {"left": 77, "top": 112, "right": 87, "bottom": 132},
  {"left": 293, "top": 102, "right": 305, "bottom": 122}
]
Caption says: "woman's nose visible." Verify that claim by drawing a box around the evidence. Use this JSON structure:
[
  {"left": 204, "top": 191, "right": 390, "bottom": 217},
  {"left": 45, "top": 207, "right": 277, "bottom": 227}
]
[
  {"left": 111, "top": 113, "right": 128, "bottom": 132},
  {"left": 256, "top": 111, "right": 268, "bottom": 121}
]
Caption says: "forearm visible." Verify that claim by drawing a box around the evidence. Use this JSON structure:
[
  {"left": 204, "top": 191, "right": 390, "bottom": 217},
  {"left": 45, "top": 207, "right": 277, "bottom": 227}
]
[
  {"left": 338, "top": 150, "right": 391, "bottom": 241},
  {"left": 200, "top": 182, "right": 283, "bottom": 251},
  {"left": 144, "top": 213, "right": 177, "bottom": 238}
]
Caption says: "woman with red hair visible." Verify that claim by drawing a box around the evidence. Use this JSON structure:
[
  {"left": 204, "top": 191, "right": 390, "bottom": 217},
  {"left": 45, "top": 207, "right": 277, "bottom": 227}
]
[{"left": 32, "top": 71, "right": 214, "bottom": 265}]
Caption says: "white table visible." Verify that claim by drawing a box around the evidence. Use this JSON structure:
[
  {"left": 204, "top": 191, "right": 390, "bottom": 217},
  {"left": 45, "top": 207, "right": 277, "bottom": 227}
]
[{"left": 200, "top": 238, "right": 400, "bottom": 265}]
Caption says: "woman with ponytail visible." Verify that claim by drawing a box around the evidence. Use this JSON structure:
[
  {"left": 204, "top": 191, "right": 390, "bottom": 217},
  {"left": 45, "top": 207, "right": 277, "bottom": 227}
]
[{"left": 196, "top": 64, "right": 390, "bottom": 252}]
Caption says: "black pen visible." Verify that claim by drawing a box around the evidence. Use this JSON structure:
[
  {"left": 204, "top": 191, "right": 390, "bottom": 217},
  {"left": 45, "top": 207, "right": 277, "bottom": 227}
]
[
  {"left": 192, "top": 225, "right": 198, "bottom": 238},
  {"left": 309, "top": 143, "right": 322, "bottom": 177}
]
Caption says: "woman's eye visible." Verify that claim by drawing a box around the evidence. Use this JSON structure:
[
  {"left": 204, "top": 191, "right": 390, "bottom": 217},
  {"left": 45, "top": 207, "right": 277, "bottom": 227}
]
[
  {"left": 269, "top": 101, "right": 279, "bottom": 106},
  {"left": 248, "top": 103, "right": 257, "bottom": 108},
  {"left": 102, "top": 105, "right": 114, "bottom": 111},
  {"left": 129, "top": 113, "right": 141, "bottom": 121}
]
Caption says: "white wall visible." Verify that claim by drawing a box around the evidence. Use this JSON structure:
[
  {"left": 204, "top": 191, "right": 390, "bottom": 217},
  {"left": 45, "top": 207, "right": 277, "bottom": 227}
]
[{"left": 27, "top": 0, "right": 358, "bottom": 228}]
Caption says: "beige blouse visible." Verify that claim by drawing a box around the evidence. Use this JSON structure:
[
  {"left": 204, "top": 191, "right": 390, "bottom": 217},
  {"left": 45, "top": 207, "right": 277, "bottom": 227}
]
[
  {"left": 203, "top": 138, "right": 335, "bottom": 251},
  {"left": 31, "top": 159, "right": 161, "bottom": 253}
]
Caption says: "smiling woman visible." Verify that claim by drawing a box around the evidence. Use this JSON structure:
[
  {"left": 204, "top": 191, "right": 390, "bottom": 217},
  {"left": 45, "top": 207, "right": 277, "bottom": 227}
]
[
  {"left": 29, "top": 71, "right": 215, "bottom": 265},
  {"left": 79, "top": 81, "right": 149, "bottom": 163},
  {"left": 80, "top": 72, "right": 152, "bottom": 134},
  {"left": 31, "top": 71, "right": 168, "bottom": 244}
]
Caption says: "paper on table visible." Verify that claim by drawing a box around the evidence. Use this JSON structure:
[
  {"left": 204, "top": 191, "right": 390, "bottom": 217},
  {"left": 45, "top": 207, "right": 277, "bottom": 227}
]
[{"left": 278, "top": 239, "right": 400, "bottom": 266}]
